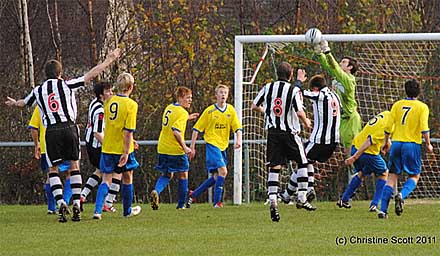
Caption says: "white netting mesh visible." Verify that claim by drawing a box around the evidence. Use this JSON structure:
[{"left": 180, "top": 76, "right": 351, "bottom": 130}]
[{"left": 241, "top": 39, "right": 440, "bottom": 200}]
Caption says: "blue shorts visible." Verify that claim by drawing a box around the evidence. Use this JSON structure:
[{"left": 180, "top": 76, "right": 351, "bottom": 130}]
[
  {"left": 388, "top": 141, "right": 422, "bottom": 175},
  {"left": 100, "top": 152, "right": 139, "bottom": 174},
  {"left": 155, "top": 154, "right": 189, "bottom": 174},
  {"left": 351, "top": 146, "right": 387, "bottom": 176},
  {"left": 41, "top": 154, "right": 70, "bottom": 173},
  {"left": 206, "top": 143, "right": 227, "bottom": 173}
]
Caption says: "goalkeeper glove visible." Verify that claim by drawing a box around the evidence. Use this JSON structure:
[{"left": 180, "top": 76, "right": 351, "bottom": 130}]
[
  {"left": 320, "top": 40, "right": 331, "bottom": 54},
  {"left": 313, "top": 43, "right": 322, "bottom": 54}
]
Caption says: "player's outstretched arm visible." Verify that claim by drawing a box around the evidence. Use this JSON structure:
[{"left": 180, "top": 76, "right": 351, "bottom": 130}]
[
  {"left": 84, "top": 48, "right": 121, "bottom": 82},
  {"left": 5, "top": 97, "right": 26, "bottom": 107},
  {"left": 345, "top": 137, "right": 372, "bottom": 165}
]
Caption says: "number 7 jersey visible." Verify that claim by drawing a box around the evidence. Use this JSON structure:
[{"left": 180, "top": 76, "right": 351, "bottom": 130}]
[
  {"left": 387, "top": 98, "right": 430, "bottom": 144},
  {"left": 102, "top": 94, "right": 138, "bottom": 154}
]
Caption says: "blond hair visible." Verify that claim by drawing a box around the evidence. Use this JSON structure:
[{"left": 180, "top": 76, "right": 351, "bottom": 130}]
[
  {"left": 215, "top": 84, "right": 229, "bottom": 93},
  {"left": 116, "top": 72, "right": 134, "bottom": 92}
]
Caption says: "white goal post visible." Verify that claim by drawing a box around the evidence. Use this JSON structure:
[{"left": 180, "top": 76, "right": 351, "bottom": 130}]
[{"left": 233, "top": 33, "right": 440, "bottom": 205}]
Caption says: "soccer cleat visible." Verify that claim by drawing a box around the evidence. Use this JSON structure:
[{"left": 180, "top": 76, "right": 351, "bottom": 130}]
[
  {"left": 378, "top": 211, "right": 388, "bottom": 219},
  {"left": 270, "top": 205, "right": 280, "bottom": 222},
  {"left": 185, "top": 196, "right": 193, "bottom": 209},
  {"left": 126, "top": 206, "right": 142, "bottom": 217},
  {"left": 103, "top": 205, "right": 117, "bottom": 213},
  {"left": 306, "top": 190, "right": 316, "bottom": 203},
  {"left": 71, "top": 203, "right": 81, "bottom": 222},
  {"left": 176, "top": 206, "right": 186, "bottom": 210},
  {"left": 214, "top": 202, "right": 224, "bottom": 208},
  {"left": 369, "top": 205, "right": 378, "bottom": 212},
  {"left": 279, "top": 192, "right": 291, "bottom": 204},
  {"left": 296, "top": 201, "right": 317, "bottom": 211},
  {"left": 150, "top": 190, "right": 159, "bottom": 210},
  {"left": 336, "top": 198, "right": 352, "bottom": 209},
  {"left": 79, "top": 196, "right": 85, "bottom": 212},
  {"left": 58, "top": 203, "right": 68, "bottom": 223},
  {"left": 47, "top": 210, "right": 57, "bottom": 215},
  {"left": 395, "top": 193, "right": 404, "bottom": 216},
  {"left": 93, "top": 213, "right": 102, "bottom": 220}
]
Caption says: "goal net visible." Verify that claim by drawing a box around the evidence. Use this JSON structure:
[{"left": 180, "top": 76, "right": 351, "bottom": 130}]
[{"left": 233, "top": 33, "right": 440, "bottom": 204}]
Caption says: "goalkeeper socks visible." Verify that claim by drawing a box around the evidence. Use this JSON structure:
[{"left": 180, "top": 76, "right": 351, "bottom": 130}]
[
  {"left": 286, "top": 171, "right": 298, "bottom": 196},
  {"left": 177, "top": 179, "right": 188, "bottom": 208},
  {"left": 267, "top": 168, "right": 280, "bottom": 202},
  {"left": 105, "top": 178, "right": 121, "bottom": 207},
  {"left": 341, "top": 175, "right": 362, "bottom": 202},
  {"left": 45, "top": 183, "right": 56, "bottom": 212},
  {"left": 400, "top": 179, "right": 417, "bottom": 199},
  {"left": 370, "top": 178, "right": 386, "bottom": 207},
  {"left": 379, "top": 185, "right": 393, "bottom": 213},
  {"left": 63, "top": 178, "right": 72, "bottom": 205},
  {"left": 296, "top": 167, "right": 308, "bottom": 203},
  {"left": 81, "top": 173, "right": 100, "bottom": 198},
  {"left": 69, "top": 170, "right": 82, "bottom": 206},
  {"left": 192, "top": 176, "right": 215, "bottom": 198},
  {"left": 94, "top": 183, "right": 109, "bottom": 214},
  {"left": 122, "top": 184, "right": 134, "bottom": 216},
  {"left": 155, "top": 175, "right": 170, "bottom": 194},
  {"left": 213, "top": 176, "right": 225, "bottom": 205},
  {"left": 49, "top": 172, "right": 66, "bottom": 207}
]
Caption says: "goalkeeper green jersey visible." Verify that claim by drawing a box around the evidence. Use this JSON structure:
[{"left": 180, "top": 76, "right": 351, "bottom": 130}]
[{"left": 318, "top": 52, "right": 357, "bottom": 119}]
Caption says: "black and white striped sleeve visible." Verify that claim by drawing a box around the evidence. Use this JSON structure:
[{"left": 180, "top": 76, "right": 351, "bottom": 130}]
[
  {"left": 23, "top": 89, "right": 36, "bottom": 106},
  {"left": 253, "top": 86, "right": 266, "bottom": 106},
  {"left": 291, "top": 88, "right": 304, "bottom": 113},
  {"left": 65, "top": 76, "right": 85, "bottom": 89}
]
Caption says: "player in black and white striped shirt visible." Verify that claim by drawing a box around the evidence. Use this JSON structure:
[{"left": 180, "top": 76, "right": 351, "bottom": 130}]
[
  {"left": 280, "top": 75, "right": 341, "bottom": 204},
  {"left": 80, "top": 82, "right": 121, "bottom": 213},
  {"left": 6, "top": 48, "right": 121, "bottom": 222},
  {"left": 252, "top": 62, "right": 314, "bottom": 222}
]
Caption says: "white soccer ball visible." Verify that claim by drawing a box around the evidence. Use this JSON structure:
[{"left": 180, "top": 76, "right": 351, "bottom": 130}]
[{"left": 305, "top": 28, "right": 322, "bottom": 45}]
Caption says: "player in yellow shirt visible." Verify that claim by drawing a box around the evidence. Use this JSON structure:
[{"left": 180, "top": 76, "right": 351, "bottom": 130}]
[
  {"left": 378, "top": 79, "right": 433, "bottom": 219},
  {"left": 93, "top": 72, "right": 141, "bottom": 219},
  {"left": 150, "top": 86, "right": 199, "bottom": 210},
  {"left": 185, "top": 84, "right": 242, "bottom": 208},
  {"left": 28, "top": 107, "right": 70, "bottom": 214},
  {"left": 337, "top": 111, "right": 392, "bottom": 211}
]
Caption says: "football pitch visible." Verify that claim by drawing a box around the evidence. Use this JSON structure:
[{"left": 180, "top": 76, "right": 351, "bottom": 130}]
[{"left": 0, "top": 200, "right": 438, "bottom": 256}]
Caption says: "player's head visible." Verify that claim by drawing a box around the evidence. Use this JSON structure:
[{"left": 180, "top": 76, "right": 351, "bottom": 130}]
[
  {"left": 93, "top": 81, "right": 113, "bottom": 101},
  {"left": 215, "top": 84, "right": 229, "bottom": 104},
  {"left": 45, "top": 60, "right": 62, "bottom": 79},
  {"left": 340, "top": 56, "right": 358, "bottom": 75},
  {"left": 174, "top": 86, "right": 193, "bottom": 108},
  {"left": 404, "top": 79, "right": 420, "bottom": 98},
  {"left": 309, "top": 74, "right": 326, "bottom": 90},
  {"left": 116, "top": 72, "right": 134, "bottom": 93},
  {"left": 277, "top": 62, "right": 293, "bottom": 81}
]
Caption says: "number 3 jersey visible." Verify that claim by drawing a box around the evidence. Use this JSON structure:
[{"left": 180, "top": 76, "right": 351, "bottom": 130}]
[
  {"left": 253, "top": 80, "right": 304, "bottom": 134},
  {"left": 102, "top": 94, "right": 138, "bottom": 155},
  {"left": 157, "top": 103, "right": 189, "bottom": 155}
]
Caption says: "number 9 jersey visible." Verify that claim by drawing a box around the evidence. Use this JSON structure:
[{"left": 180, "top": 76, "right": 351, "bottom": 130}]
[{"left": 102, "top": 94, "right": 138, "bottom": 154}]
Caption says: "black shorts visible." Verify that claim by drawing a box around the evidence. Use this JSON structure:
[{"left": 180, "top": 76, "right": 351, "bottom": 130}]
[
  {"left": 45, "top": 121, "right": 80, "bottom": 167},
  {"left": 305, "top": 142, "right": 337, "bottom": 163},
  {"left": 266, "top": 129, "right": 308, "bottom": 168},
  {"left": 86, "top": 144, "right": 102, "bottom": 169}
]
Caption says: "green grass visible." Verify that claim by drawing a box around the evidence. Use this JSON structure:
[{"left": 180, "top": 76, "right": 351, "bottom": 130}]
[{"left": 0, "top": 200, "right": 439, "bottom": 256}]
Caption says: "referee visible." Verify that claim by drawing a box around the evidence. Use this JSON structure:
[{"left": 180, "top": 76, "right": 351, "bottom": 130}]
[
  {"left": 251, "top": 62, "right": 313, "bottom": 222},
  {"left": 6, "top": 48, "right": 121, "bottom": 222}
]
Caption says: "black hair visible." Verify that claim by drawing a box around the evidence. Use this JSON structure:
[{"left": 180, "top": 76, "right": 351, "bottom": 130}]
[
  {"left": 309, "top": 75, "right": 326, "bottom": 89},
  {"left": 342, "top": 56, "right": 358, "bottom": 75},
  {"left": 404, "top": 79, "right": 420, "bottom": 98},
  {"left": 93, "top": 81, "right": 112, "bottom": 98}
]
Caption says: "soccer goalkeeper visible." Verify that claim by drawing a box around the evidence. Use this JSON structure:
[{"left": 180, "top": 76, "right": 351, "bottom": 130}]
[{"left": 313, "top": 40, "right": 362, "bottom": 156}]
